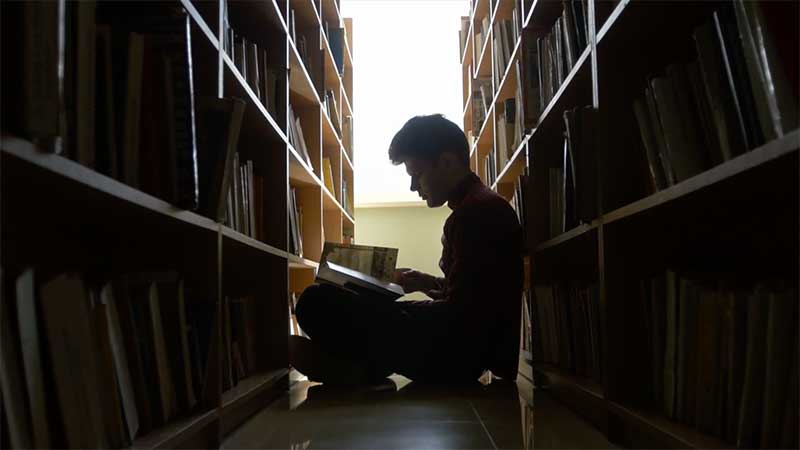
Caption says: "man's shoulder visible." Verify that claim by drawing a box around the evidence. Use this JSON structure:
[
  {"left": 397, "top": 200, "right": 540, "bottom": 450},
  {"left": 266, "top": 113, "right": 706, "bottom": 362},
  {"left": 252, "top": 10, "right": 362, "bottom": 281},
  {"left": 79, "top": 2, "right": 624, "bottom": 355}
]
[{"left": 449, "top": 184, "right": 520, "bottom": 227}]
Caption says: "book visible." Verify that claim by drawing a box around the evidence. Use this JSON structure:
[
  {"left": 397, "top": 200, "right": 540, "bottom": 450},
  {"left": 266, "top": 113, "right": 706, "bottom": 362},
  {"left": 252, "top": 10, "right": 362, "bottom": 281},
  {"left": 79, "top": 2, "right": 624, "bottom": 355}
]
[
  {"left": 40, "top": 274, "right": 106, "bottom": 448},
  {"left": 0, "top": 269, "right": 34, "bottom": 449},
  {"left": 155, "top": 278, "right": 197, "bottom": 412},
  {"left": 95, "top": 25, "right": 119, "bottom": 178},
  {"left": 195, "top": 97, "right": 246, "bottom": 221},
  {"left": 676, "top": 277, "right": 699, "bottom": 425},
  {"left": 323, "top": 157, "right": 336, "bottom": 197},
  {"left": 633, "top": 97, "right": 668, "bottom": 191},
  {"left": 100, "top": 282, "right": 140, "bottom": 441},
  {"left": 759, "top": 287, "right": 797, "bottom": 448},
  {"left": 14, "top": 269, "right": 51, "bottom": 448},
  {"left": 328, "top": 27, "right": 345, "bottom": 75},
  {"left": 736, "top": 286, "right": 769, "bottom": 447},
  {"left": 317, "top": 262, "right": 404, "bottom": 300},
  {"left": 663, "top": 270, "right": 678, "bottom": 419}
]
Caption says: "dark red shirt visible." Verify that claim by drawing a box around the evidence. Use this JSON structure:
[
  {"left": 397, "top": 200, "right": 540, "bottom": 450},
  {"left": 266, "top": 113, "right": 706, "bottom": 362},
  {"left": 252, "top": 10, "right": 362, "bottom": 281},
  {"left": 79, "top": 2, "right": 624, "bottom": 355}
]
[{"left": 405, "top": 173, "right": 523, "bottom": 380}]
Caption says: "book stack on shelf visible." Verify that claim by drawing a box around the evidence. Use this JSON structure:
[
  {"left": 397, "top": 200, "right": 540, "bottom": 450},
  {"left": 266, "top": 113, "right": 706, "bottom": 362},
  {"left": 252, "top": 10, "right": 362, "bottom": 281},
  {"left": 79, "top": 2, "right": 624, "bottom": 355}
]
[
  {"left": 463, "top": 0, "right": 797, "bottom": 448},
  {"left": 520, "top": 289, "right": 534, "bottom": 363},
  {"left": 532, "top": 282, "right": 603, "bottom": 384},
  {"left": 1, "top": 269, "right": 217, "bottom": 449},
  {"left": 640, "top": 272, "right": 798, "bottom": 449},
  {"left": 2, "top": 0, "right": 356, "bottom": 446}
]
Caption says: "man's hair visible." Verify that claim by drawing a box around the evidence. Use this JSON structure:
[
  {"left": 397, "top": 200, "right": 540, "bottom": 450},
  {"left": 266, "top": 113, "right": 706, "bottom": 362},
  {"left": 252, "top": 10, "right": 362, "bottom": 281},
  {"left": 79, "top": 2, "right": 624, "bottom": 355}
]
[{"left": 388, "top": 114, "right": 470, "bottom": 167}]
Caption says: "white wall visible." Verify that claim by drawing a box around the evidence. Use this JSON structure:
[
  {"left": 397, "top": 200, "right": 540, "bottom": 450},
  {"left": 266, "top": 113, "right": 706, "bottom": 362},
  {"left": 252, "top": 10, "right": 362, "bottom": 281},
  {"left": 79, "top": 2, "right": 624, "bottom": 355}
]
[{"left": 355, "top": 204, "right": 452, "bottom": 300}]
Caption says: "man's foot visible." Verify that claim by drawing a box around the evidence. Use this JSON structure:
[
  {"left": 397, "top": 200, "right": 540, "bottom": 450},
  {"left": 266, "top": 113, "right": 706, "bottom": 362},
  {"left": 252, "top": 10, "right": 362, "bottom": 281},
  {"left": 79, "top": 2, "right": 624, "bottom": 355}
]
[{"left": 289, "top": 335, "right": 388, "bottom": 386}]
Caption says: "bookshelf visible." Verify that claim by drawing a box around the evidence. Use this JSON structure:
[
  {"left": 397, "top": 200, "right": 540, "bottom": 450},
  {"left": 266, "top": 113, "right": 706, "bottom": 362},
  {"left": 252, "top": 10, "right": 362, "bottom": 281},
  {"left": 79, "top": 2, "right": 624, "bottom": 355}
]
[
  {"left": 461, "top": 0, "right": 798, "bottom": 448},
  {"left": 1, "top": 0, "right": 355, "bottom": 447}
]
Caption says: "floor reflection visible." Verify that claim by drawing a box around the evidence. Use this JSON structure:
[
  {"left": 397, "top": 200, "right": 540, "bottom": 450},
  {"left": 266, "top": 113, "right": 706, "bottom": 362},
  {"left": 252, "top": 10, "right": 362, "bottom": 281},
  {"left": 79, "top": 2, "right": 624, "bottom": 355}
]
[{"left": 224, "top": 373, "right": 611, "bottom": 449}]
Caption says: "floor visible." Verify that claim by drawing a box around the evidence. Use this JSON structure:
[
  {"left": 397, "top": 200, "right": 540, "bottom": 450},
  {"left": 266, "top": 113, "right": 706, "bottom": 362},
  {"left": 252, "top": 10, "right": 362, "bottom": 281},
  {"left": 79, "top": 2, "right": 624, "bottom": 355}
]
[{"left": 223, "top": 373, "right": 615, "bottom": 449}]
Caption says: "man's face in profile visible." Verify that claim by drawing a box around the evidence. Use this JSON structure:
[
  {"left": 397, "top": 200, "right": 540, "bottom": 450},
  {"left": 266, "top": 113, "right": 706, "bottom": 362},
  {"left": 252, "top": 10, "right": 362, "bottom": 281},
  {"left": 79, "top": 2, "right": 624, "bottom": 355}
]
[{"left": 404, "top": 156, "right": 448, "bottom": 208}]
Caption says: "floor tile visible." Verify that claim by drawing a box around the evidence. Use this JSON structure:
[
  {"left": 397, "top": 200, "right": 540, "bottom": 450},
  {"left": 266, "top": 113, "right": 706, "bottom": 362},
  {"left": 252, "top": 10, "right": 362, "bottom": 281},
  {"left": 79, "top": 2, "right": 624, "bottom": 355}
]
[{"left": 308, "top": 420, "right": 495, "bottom": 450}]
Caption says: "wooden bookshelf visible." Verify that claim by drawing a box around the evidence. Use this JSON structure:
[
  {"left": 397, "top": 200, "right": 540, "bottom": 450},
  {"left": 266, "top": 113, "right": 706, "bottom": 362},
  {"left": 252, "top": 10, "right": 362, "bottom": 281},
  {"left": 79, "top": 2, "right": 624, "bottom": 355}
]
[
  {"left": 1, "top": 0, "right": 354, "bottom": 447},
  {"left": 462, "top": 0, "right": 799, "bottom": 448}
]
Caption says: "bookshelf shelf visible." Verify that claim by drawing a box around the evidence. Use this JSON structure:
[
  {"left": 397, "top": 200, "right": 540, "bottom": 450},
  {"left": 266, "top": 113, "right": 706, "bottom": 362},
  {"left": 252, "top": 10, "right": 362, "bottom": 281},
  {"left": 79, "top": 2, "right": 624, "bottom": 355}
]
[
  {"left": 341, "top": 145, "right": 354, "bottom": 171},
  {"left": 461, "top": 20, "right": 474, "bottom": 67},
  {"left": 289, "top": 38, "right": 321, "bottom": 105},
  {"left": 1, "top": 0, "right": 356, "bottom": 446},
  {"left": 492, "top": 37, "right": 522, "bottom": 107},
  {"left": 602, "top": 130, "right": 800, "bottom": 227},
  {"left": 535, "top": 363, "right": 604, "bottom": 401},
  {"left": 534, "top": 223, "right": 598, "bottom": 254},
  {"left": 606, "top": 401, "right": 729, "bottom": 450},
  {"left": 474, "top": 26, "right": 494, "bottom": 78},
  {"left": 131, "top": 409, "right": 218, "bottom": 450},
  {"left": 288, "top": 254, "right": 320, "bottom": 270},
  {"left": 221, "top": 226, "right": 288, "bottom": 260},
  {"left": 222, "top": 52, "right": 288, "bottom": 143},
  {"left": 530, "top": 45, "right": 592, "bottom": 147},
  {"left": 1, "top": 136, "right": 219, "bottom": 234},
  {"left": 221, "top": 369, "right": 289, "bottom": 409},
  {"left": 492, "top": 135, "right": 529, "bottom": 192}
]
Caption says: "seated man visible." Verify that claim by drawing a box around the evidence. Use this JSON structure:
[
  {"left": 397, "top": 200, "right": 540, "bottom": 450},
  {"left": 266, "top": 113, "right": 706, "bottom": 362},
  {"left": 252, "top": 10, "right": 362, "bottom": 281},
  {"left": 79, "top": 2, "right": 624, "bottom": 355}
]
[{"left": 291, "top": 114, "right": 523, "bottom": 384}]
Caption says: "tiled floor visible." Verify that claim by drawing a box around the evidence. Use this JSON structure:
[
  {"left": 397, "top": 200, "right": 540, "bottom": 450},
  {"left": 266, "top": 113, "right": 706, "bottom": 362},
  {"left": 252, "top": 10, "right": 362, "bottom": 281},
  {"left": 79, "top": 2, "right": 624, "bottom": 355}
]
[{"left": 223, "top": 374, "right": 614, "bottom": 449}]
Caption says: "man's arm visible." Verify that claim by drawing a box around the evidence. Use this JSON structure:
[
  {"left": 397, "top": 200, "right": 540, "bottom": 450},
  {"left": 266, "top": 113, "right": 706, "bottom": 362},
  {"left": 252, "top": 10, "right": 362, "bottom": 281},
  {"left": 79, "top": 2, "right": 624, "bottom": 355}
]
[{"left": 393, "top": 268, "right": 441, "bottom": 294}]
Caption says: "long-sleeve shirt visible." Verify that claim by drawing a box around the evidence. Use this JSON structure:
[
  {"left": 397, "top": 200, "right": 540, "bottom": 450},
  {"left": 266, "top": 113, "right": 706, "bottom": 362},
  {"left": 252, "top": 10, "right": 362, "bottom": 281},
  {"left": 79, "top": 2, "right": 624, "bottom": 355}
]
[{"left": 402, "top": 173, "right": 524, "bottom": 380}]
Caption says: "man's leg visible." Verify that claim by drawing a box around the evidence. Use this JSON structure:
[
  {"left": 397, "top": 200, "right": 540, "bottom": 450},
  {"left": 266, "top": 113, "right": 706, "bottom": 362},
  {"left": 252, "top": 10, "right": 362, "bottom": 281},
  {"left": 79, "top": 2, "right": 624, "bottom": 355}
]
[{"left": 293, "top": 284, "right": 403, "bottom": 383}]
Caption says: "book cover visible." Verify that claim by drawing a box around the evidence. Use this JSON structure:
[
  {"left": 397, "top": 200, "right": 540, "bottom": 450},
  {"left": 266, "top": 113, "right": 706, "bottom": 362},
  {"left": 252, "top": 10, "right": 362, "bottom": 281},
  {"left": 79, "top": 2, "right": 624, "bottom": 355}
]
[{"left": 317, "top": 262, "right": 404, "bottom": 300}]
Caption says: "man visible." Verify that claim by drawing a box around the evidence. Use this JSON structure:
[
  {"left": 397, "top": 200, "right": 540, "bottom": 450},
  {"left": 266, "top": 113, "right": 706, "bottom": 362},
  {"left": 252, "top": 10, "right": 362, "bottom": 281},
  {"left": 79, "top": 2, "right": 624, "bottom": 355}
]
[{"left": 292, "top": 114, "right": 523, "bottom": 384}]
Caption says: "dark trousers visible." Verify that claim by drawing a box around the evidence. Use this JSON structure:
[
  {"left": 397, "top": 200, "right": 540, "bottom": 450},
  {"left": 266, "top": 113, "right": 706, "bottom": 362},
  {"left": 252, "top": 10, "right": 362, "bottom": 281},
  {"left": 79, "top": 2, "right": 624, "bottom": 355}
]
[{"left": 295, "top": 283, "right": 484, "bottom": 383}]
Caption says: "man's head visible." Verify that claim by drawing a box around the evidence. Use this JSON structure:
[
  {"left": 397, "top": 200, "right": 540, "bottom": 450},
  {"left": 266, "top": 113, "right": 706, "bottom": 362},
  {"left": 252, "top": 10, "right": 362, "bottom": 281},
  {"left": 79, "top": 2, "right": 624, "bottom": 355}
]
[{"left": 388, "top": 114, "right": 471, "bottom": 207}]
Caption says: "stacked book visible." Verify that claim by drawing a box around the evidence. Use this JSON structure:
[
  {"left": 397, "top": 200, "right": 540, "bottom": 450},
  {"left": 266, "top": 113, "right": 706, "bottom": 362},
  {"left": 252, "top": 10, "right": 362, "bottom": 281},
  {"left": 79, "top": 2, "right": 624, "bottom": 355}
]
[
  {"left": 288, "top": 105, "right": 313, "bottom": 167},
  {"left": 458, "top": 16, "right": 470, "bottom": 61},
  {"left": 222, "top": 2, "right": 283, "bottom": 119},
  {"left": 472, "top": 77, "right": 493, "bottom": 132},
  {"left": 223, "top": 153, "right": 264, "bottom": 241},
  {"left": 1, "top": 269, "right": 217, "bottom": 448},
  {"left": 492, "top": 8, "right": 522, "bottom": 90},
  {"left": 641, "top": 271, "right": 798, "bottom": 449},
  {"left": 484, "top": 151, "right": 497, "bottom": 186},
  {"left": 533, "top": 282, "right": 603, "bottom": 384},
  {"left": 510, "top": 170, "right": 530, "bottom": 246},
  {"left": 495, "top": 69, "right": 525, "bottom": 174},
  {"left": 633, "top": 3, "right": 797, "bottom": 193},
  {"left": 221, "top": 296, "right": 260, "bottom": 391},
  {"left": 289, "top": 187, "right": 304, "bottom": 256},
  {"left": 532, "top": 0, "right": 590, "bottom": 118},
  {"left": 289, "top": 8, "right": 313, "bottom": 80},
  {"left": 475, "top": 14, "right": 491, "bottom": 57},
  {"left": 548, "top": 106, "right": 596, "bottom": 238},
  {"left": 323, "top": 90, "right": 342, "bottom": 137},
  {"left": 521, "top": 289, "right": 534, "bottom": 362},
  {"left": 343, "top": 115, "right": 354, "bottom": 157},
  {"left": 324, "top": 21, "right": 345, "bottom": 75}
]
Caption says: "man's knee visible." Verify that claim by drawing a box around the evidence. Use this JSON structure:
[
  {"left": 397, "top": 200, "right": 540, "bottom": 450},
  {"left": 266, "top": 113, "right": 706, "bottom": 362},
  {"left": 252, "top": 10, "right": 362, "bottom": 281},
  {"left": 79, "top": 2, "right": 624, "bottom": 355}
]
[{"left": 295, "top": 283, "right": 331, "bottom": 332}]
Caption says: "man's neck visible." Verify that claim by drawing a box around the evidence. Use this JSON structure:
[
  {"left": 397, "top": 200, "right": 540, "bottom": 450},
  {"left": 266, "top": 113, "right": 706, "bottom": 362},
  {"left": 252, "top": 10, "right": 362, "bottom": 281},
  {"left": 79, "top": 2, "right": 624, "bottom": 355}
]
[{"left": 446, "top": 171, "right": 477, "bottom": 210}]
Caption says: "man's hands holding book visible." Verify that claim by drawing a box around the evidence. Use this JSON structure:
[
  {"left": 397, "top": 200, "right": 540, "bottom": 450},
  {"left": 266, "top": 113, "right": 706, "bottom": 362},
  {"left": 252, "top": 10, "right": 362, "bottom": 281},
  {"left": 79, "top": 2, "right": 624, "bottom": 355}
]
[{"left": 393, "top": 268, "right": 444, "bottom": 298}]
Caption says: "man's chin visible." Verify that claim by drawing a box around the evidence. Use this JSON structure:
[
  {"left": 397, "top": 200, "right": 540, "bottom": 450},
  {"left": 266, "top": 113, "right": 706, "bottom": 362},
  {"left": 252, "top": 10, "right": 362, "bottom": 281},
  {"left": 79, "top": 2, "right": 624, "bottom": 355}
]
[{"left": 424, "top": 197, "right": 444, "bottom": 208}]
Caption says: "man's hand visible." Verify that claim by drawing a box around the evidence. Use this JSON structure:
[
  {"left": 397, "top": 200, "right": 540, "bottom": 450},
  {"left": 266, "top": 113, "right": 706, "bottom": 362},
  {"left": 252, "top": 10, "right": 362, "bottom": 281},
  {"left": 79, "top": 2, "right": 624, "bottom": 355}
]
[{"left": 393, "top": 268, "right": 438, "bottom": 294}]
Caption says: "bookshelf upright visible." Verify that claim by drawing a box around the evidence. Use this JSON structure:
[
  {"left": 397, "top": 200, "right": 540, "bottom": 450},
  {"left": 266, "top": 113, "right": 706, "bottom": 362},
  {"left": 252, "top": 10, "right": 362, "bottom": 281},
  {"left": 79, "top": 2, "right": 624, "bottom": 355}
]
[
  {"left": 460, "top": 0, "right": 798, "bottom": 448},
  {"left": 1, "top": 0, "right": 355, "bottom": 447}
]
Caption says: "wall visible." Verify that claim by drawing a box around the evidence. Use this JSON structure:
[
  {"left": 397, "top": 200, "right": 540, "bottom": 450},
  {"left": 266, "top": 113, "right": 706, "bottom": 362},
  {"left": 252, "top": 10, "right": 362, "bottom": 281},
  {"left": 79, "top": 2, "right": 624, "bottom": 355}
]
[{"left": 355, "top": 204, "right": 451, "bottom": 300}]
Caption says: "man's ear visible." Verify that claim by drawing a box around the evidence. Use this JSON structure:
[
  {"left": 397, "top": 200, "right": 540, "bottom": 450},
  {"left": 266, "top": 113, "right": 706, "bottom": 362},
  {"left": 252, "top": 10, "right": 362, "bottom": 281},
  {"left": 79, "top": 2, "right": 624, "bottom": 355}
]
[{"left": 438, "top": 151, "right": 459, "bottom": 169}]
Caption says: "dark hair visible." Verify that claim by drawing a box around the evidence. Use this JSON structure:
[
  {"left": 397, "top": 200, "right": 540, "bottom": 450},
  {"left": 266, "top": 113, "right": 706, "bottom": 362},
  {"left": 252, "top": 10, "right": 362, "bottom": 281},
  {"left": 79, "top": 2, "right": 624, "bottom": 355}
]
[{"left": 388, "top": 114, "right": 470, "bottom": 167}]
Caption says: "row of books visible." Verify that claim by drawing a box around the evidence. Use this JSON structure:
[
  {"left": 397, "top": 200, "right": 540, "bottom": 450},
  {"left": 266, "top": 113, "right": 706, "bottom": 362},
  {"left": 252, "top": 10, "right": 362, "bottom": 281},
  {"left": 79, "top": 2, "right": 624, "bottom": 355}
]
[
  {"left": 323, "top": 20, "right": 346, "bottom": 76},
  {"left": 289, "top": 187, "right": 304, "bottom": 257},
  {"left": 475, "top": 12, "right": 491, "bottom": 58},
  {"left": 532, "top": 282, "right": 603, "bottom": 384},
  {"left": 547, "top": 106, "right": 596, "bottom": 239},
  {"left": 2, "top": 4, "right": 269, "bottom": 228},
  {"left": 495, "top": 87, "right": 525, "bottom": 174},
  {"left": 323, "top": 157, "right": 337, "bottom": 200},
  {"left": 222, "top": 296, "right": 260, "bottom": 391},
  {"left": 323, "top": 90, "right": 342, "bottom": 138},
  {"left": 289, "top": 8, "right": 314, "bottom": 84},
  {"left": 223, "top": 153, "right": 265, "bottom": 240},
  {"left": 288, "top": 105, "right": 313, "bottom": 167},
  {"left": 484, "top": 151, "right": 498, "bottom": 187},
  {"left": 492, "top": 10, "right": 522, "bottom": 90},
  {"left": 471, "top": 76, "right": 493, "bottom": 132},
  {"left": 634, "top": 3, "right": 797, "bottom": 193},
  {"left": 521, "top": 290, "right": 533, "bottom": 360},
  {"left": 641, "top": 272, "right": 798, "bottom": 449},
  {"left": 458, "top": 16, "right": 470, "bottom": 61},
  {"left": 528, "top": 0, "right": 590, "bottom": 119},
  {"left": 0, "top": 269, "right": 215, "bottom": 449},
  {"left": 224, "top": 21, "right": 283, "bottom": 121},
  {"left": 510, "top": 171, "right": 530, "bottom": 247}
]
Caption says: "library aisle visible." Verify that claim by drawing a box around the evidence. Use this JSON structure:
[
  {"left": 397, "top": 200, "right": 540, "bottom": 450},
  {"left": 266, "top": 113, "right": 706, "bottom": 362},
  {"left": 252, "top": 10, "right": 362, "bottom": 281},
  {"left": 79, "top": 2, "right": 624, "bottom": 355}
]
[{"left": 223, "top": 375, "right": 614, "bottom": 449}]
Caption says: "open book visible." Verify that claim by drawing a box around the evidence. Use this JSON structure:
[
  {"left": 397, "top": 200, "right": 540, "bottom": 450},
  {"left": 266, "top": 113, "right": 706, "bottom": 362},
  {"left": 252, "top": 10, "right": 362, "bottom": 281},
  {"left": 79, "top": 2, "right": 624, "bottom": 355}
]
[{"left": 316, "top": 243, "right": 404, "bottom": 300}]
